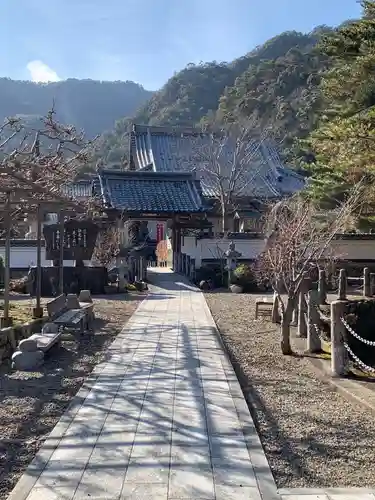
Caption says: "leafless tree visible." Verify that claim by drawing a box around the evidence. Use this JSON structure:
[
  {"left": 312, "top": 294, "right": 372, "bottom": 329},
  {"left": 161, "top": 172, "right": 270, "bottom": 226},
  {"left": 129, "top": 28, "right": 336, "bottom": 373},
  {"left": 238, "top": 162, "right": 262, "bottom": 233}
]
[
  {"left": 0, "top": 108, "right": 99, "bottom": 235},
  {"left": 196, "top": 121, "right": 271, "bottom": 233},
  {"left": 256, "top": 185, "right": 363, "bottom": 355},
  {"left": 92, "top": 227, "right": 121, "bottom": 268}
]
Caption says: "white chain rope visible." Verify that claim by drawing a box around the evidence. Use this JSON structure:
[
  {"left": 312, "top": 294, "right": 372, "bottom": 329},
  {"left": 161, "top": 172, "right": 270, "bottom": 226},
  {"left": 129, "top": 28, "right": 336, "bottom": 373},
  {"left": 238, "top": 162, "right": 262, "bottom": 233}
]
[
  {"left": 311, "top": 303, "right": 331, "bottom": 344},
  {"left": 340, "top": 316, "right": 375, "bottom": 346},
  {"left": 342, "top": 342, "right": 375, "bottom": 375},
  {"left": 309, "top": 303, "right": 375, "bottom": 374},
  {"left": 340, "top": 316, "right": 375, "bottom": 374},
  {"left": 312, "top": 322, "right": 330, "bottom": 344}
]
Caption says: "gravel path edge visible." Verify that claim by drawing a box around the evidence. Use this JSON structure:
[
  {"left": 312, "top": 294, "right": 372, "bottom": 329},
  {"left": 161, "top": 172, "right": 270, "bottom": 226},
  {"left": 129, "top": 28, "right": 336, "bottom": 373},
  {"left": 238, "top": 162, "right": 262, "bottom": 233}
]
[
  {"left": 208, "top": 321, "right": 280, "bottom": 499},
  {"left": 307, "top": 356, "right": 375, "bottom": 416}
]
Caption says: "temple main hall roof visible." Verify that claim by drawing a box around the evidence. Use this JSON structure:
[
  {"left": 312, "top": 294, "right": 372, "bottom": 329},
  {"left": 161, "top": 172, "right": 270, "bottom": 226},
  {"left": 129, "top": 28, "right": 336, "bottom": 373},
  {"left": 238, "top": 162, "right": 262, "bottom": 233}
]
[
  {"left": 130, "top": 124, "right": 305, "bottom": 199},
  {"left": 95, "top": 170, "right": 205, "bottom": 215}
]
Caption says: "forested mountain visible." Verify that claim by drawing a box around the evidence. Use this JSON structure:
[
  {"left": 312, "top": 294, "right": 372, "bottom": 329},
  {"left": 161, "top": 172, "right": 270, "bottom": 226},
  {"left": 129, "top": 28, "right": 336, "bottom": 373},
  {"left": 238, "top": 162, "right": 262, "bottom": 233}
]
[
  {"left": 5, "top": 0, "right": 373, "bottom": 220},
  {"left": 99, "top": 26, "right": 335, "bottom": 164},
  {"left": 302, "top": 0, "right": 375, "bottom": 215},
  {"left": 0, "top": 78, "right": 152, "bottom": 138}
]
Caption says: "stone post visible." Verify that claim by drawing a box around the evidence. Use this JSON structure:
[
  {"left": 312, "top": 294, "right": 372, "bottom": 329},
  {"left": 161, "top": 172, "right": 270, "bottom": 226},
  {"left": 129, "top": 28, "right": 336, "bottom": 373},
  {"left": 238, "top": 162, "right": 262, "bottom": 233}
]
[
  {"left": 297, "top": 289, "right": 308, "bottom": 338},
  {"left": 117, "top": 257, "right": 127, "bottom": 291},
  {"left": 331, "top": 300, "right": 349, "bottom": 377},
  {"left": 363, "top": 267, "right": 371, "bottom": 297},
  {"left": 318, "top": 269, "right": 327, "bottom": 305},
  {"left": 179, "top": 253, "right": 182, "bottom": 274},
  {"left": 292, "top": 304, "right": 298, "bottom": 327},
  {"left": 307, "top": 289, "right": 321, "bottom": 353},
  {"left": 271, "top": 292, "right": 281, "bottom": 324},
  {"left": 182, "top": 254, "right": 187, "bottom": 275},
  {"left": 190, "top": 259, "right": 196, "bottom": 282},
  {"left": 338, "top": 268, "right": 347, "bottom": 300},
  {"left": 140, "top": 256, "right": 146, "bottom": 281}
]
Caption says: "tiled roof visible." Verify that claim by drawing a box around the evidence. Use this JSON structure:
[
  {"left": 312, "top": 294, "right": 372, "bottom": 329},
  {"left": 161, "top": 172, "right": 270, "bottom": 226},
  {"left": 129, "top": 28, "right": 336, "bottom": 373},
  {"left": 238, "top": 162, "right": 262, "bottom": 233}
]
[
  {"left": 61, "top": 180, "right": 93, "bottom": 199},
  {"left": 96, "top": 170, "right": 205, "bottom": 214},
  {"left": 130, "top": 124, "right": 305, "bottom": 199}
]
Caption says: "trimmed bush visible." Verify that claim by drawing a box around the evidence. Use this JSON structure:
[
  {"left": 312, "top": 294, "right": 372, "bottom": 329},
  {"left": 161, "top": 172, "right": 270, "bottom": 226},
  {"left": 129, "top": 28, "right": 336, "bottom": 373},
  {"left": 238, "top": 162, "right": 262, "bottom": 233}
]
[
  {"left": 195, "top": 265, "right": 226, "bottom": 289},
  {"left": 231, "top": 264, "right": 257, "bottom": 292}
]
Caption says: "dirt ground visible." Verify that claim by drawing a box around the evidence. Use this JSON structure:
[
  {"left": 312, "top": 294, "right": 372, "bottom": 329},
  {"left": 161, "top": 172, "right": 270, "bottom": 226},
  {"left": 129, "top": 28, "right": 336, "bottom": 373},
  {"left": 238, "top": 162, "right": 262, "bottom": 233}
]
[
  {"left": 205, "top": 291, "right": 375, "bottom": 489},
  {"left": 0, "top": 294, "right": 143, "bottom": 500}
]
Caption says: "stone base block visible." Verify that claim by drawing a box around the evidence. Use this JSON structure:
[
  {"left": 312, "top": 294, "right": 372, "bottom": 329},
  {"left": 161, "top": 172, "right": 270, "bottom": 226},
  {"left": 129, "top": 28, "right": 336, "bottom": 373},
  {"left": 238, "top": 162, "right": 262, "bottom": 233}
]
[
  {"left": 32, "top": 307, "right": 44, "bottom": 319},
  {"left": 19, "top": 338, "right": 38, "bottom": 352},
  {"left": 11, "top": 349, "right": 44, "bottom": 371}
]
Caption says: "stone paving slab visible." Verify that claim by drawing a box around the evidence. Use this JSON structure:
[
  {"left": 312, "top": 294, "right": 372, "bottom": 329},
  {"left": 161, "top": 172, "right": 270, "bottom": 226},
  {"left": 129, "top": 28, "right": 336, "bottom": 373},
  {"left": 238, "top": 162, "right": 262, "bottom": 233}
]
[
  {"left": 8, "top": 269, "right": 274, "bottom": 500},
  {"left": 7, "top": 268, "right": 375, "bottom": 500}
]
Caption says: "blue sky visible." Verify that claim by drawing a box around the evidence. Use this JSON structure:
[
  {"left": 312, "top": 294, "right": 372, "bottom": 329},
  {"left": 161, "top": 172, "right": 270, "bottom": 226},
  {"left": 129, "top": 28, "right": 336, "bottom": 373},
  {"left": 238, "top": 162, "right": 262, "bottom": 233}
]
[{"left": 0, "top": 0, "right": 362, "bottom": 90}]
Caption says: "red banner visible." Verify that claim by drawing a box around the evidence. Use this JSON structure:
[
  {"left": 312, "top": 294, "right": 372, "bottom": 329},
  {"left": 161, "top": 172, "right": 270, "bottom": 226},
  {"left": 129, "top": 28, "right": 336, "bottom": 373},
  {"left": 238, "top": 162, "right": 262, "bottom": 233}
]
[{"left": 156, "top": 223, "right": 164, "bottom": 243}]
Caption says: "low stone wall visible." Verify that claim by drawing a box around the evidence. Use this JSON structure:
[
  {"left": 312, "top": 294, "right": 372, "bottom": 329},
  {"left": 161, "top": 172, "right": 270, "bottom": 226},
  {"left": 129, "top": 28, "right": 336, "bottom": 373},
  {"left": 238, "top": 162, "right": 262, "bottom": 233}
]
[{"left": 0, "top": 318, "right": 46, "bottom": 364}]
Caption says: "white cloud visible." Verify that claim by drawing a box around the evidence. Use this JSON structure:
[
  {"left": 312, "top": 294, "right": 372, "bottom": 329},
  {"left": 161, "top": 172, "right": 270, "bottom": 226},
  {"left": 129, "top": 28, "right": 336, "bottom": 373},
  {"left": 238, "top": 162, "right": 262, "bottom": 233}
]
[{"left": 26, "top": 60, "right": 61, "bottom": 83}]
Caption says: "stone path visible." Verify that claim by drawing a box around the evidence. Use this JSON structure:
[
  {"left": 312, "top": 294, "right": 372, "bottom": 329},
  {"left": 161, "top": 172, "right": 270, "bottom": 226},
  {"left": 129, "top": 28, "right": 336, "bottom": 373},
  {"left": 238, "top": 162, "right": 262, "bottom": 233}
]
[{"left": 7, "top": 268, "right": 375, "bottom": 500}]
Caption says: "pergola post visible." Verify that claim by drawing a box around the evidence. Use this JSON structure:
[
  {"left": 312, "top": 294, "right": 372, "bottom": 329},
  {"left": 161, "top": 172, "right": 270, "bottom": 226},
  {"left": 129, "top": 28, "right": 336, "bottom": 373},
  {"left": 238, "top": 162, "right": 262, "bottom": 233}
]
[
  {"left": 1, "top": 191, "right": 12, "bottom": 328},
  {"left": 59, "top": 210, "right": 64, "bottom": 295}
]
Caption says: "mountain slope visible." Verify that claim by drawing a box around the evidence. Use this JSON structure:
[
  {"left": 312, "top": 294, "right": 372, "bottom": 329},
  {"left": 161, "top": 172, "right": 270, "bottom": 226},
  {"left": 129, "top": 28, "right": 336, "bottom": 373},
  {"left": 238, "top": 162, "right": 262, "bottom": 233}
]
[
  {"left": 218, "top": 29, "right": 333, "bottom": 158},
  {"left": 0, "top": 78, "right": 152, "bottom": 138},
  {"left": 99, "top": 27, "right": 334, "bottom": 164}
]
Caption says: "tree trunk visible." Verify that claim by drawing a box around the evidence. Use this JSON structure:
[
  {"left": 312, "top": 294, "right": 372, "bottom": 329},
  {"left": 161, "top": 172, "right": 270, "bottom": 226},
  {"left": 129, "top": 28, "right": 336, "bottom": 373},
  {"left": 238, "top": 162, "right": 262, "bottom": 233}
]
[
  {"left": 280, "top": 319, "right": 292, "bottom": 355},
  {"left": 280, "top": 296, "right": 295, "bottom": 355},
  {"left": 221, "top": 204, "right": 226, "bottom": 233}
]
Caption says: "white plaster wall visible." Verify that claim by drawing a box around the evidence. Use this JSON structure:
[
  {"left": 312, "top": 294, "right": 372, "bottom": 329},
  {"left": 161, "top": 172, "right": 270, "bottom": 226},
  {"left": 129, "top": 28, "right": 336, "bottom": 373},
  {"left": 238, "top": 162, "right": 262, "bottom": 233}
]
[
  {"left": 181, "top": 236, "right": 266, "bottom": 268},
  {"left": 181, "top": 237, "right": 375, "bottom": 268},
  {"left": 329, "top": 239, "right": 375, "bottom": 261},
  {"left": 0, "top": 246, "right": 89, "bottom": 269}
]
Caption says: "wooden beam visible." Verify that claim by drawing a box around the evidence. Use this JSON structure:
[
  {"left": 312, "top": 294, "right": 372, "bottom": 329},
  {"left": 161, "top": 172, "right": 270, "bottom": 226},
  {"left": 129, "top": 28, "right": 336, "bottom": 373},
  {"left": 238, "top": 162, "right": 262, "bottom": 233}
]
[
  {"left": 34, "top": 203, "right": 43, "bottom": 318},
  {"left": 59, "top": 211, "right": 64, "bottom": 295}
]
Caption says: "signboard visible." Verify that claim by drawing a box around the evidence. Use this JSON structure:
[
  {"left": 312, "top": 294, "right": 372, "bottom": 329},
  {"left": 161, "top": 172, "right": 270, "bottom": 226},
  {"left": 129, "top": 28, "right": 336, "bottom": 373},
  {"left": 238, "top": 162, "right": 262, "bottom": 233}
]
[{"left": 43, "top": 220, "right": 99, "bottom": 260}]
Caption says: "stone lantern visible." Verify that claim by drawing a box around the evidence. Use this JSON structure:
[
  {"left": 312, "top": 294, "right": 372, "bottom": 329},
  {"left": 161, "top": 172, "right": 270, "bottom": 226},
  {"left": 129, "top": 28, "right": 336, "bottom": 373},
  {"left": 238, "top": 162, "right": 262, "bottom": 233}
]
[{"left": 224, "top": 241, "right": 242, "bottom": 289}]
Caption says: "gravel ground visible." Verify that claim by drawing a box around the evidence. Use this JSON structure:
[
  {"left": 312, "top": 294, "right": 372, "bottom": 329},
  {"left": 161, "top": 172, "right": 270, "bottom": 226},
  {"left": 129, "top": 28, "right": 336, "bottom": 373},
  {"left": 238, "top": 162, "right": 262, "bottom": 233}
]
[
  {"left": 0, "top": 294, "right": 144, "bottom": 500},
  {"left": 205, "top": 291, "right": 375, "bottom": 489}
]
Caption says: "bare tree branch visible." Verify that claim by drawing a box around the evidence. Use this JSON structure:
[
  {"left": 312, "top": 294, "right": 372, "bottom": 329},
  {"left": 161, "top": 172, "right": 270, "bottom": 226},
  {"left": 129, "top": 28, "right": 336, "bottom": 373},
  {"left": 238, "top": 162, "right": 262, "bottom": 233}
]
[
  {"left": 193, "top": 120, "right": 275, "bottom": 232},
  {"left": 256, "top": 182, "right": 363, "bottom": 355},
  {"left": 0, "top": 109, "right": 101, "bottom": 236}
]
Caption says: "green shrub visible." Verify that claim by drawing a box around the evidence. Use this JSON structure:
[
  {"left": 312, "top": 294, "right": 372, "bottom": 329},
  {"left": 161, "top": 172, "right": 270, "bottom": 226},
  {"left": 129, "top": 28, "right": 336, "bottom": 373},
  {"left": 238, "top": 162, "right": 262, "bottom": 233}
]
[
  {"left": 195, "top": 265, "right": 227, "bottom": 288},
  {"left": 232, "top": 264, "right": 257, "bottom": 292}
]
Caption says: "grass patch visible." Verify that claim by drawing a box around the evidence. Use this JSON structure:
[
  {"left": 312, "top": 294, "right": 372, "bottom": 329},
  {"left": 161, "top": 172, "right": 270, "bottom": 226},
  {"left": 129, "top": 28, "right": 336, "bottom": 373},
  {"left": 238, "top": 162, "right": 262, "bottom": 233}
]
[
  {"left": 0, "top": 301, "right": 45, "bottom": 325},
  {"left": 321, "top": 339, "right": 331, "bottom": 355},
  {"left": 315, "top": 351, "right": 331, "bottom": 360}
]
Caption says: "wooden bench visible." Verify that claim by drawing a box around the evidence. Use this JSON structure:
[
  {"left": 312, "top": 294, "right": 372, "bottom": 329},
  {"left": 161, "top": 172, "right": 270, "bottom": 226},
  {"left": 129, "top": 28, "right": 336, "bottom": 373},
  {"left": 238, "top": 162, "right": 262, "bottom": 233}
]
[
  {"left": 255, "top": 297, "right": 274, "bottom": 319},
  {"left": 47, "top": 294, "right": 87, "bottom": 333}
]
